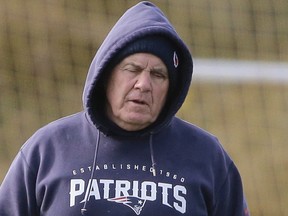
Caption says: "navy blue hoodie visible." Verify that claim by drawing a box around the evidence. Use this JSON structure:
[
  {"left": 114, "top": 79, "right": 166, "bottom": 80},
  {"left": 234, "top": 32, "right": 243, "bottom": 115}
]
[{"left": 0, "top": 1, "right": 249, "bottom": 216}]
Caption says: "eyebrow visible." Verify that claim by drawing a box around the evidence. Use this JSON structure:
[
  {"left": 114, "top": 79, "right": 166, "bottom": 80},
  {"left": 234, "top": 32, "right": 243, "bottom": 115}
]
[
  {"left": 121, "top": 62, "right": 168, "bottom": 74},
  {"left": 122, "top": 62, "right": 143, "bottom": 70},
  {"left": 120, "top": 62, "right": 143, "bottom": 70}
]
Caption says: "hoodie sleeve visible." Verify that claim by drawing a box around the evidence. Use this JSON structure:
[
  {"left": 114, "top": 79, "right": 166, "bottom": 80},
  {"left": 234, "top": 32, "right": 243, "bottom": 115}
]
[
  {"left": 0, "top": 150, "right": 39, "bottom": 216},
  {"left": 213, "top": 162, "right": 250, "bottom": 216}
]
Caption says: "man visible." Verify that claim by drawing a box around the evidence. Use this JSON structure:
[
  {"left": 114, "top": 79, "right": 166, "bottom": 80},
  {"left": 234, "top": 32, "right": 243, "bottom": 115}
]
[{"left": 0, "top": 1, "right": 249, "bottom": 215}]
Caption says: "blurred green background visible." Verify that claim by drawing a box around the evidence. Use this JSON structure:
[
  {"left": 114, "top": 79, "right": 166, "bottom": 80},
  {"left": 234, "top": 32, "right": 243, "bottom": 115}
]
[{"left": 0, "top": 0, "right": 287, "bottom": 215}]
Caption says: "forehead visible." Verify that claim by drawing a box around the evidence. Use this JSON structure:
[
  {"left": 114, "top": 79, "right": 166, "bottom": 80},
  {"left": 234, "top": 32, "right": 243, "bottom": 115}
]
[{"left": 119, "top": 53, "right": 167, "bottom": 70}]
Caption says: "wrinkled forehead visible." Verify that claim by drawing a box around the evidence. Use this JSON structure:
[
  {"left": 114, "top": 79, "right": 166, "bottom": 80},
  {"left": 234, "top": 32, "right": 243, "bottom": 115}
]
[{"left": 117, "top": 53, "right": 168, "bottom": 73}]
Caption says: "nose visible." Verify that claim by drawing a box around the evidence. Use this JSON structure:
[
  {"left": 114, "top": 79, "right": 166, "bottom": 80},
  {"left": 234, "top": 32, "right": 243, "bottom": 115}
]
[{"left": 134, "top": 71, "right": 152, "bottom": 92}]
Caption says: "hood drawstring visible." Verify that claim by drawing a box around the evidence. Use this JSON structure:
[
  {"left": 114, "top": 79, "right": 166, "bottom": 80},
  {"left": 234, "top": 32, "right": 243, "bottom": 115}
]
[
  {"left": 81, "top": 129, "right": 101, "bottom": 216},
  {"left": 81, "top": 130, "right": 157, "bottom": 215},
  {"left": 149, "top": 132, "right": 157, "bottom": 177}
]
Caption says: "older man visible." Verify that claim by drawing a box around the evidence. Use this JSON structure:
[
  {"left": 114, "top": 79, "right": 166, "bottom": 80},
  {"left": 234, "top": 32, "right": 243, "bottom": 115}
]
[{"left": 0, "top": 1, "right": 249, "bottom": 216}]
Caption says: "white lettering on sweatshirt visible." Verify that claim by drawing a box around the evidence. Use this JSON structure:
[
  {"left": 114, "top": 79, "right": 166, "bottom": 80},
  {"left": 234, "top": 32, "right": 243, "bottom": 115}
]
[{"left": 69, "top": 178, "right": 187, "bottom": 214}]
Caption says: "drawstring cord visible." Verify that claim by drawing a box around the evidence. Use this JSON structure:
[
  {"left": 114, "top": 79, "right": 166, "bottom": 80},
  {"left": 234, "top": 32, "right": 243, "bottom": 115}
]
[
  {"left": 81, "top": 129, "right": 101, "bottom": 215},
  {"left": 149, "top": 132, "right": 157, "bottom": 176},
  {"left": 81, "top": 130, "right": 156, "bottom": 214}
]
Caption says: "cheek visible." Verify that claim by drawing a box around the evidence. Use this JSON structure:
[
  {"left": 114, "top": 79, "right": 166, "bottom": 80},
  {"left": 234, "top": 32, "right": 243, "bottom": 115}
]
[
  {"left": 106, "top": 79, "right": 128, "bottom": 110},
  {"left": 154, "top": 84, "right": 169, "bottom": 109}
]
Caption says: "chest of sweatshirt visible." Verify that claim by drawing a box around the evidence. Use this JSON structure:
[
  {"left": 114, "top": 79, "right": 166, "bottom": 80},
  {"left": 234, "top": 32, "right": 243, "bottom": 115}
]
[{"left": 21, "top": 115, "right": 229, "bottom": 215}]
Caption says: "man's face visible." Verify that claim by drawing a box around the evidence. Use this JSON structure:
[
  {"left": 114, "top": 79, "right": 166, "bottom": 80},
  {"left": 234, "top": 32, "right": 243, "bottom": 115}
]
[{"left": 106, "top": 53, "right": 169, "bottom": 131}]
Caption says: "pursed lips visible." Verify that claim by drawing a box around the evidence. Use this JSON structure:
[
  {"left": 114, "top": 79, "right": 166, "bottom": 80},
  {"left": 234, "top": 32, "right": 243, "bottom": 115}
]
[
  {"left": 128, "top": 98, "right": 148, "bottom": 105},
  {"left": 126, "top": 95, "right": 150, "bottom": 106},
  {"left": 126, "top": 91, "right": 152, "bottom": 107}
]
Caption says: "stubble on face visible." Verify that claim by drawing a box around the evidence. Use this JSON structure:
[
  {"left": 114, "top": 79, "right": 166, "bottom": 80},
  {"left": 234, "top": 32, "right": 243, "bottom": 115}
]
[{"left": 106, "top": 53, "right": 169, "bottom": 131}]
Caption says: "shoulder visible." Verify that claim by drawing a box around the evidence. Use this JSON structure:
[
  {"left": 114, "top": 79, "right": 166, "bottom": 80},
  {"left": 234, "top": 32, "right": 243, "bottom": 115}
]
[
  {"left": 36, "top": 111, "right": 88, "bottom": 135},
  {"left": 18, "top": 111, "right": 93, "bottom": 168},
  {"left": 168, "top": 117, "right": 232, "bottom": 163},
  {"left": 171, "top": 117, "right": 219, "bottom": 144},
  {"left": 20, "top": 112, "right": 89, "bottom": 150}
]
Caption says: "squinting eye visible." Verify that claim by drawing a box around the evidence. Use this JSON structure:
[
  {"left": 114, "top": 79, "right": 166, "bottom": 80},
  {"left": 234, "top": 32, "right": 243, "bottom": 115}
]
[
  {"left": 151, "top": 71, "right": 167, "bottom": 79},
  {"left": 128, "top": 68, "right": 138, "bottom": 73},
  {"left": 123, "top": 66, "right": 139, "bottom": 73}
]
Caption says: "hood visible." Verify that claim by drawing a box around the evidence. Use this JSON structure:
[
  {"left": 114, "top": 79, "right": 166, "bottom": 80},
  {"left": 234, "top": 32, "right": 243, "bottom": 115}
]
[{"left": 82, "top": 1, "right": 193, "bottom": 136}]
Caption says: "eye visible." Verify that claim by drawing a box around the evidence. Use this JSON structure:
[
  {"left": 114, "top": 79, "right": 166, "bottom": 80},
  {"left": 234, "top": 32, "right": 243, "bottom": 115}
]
[
  {"left": 151, "top": 70, "right": 168, "bottom": 79},
  {"left": 123, "top": 65, "right": 141, "bottom": 73}
]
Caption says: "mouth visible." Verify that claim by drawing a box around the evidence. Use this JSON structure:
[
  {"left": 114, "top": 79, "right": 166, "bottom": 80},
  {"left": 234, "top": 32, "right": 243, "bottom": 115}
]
[{"left": 129, "top": 99, "right": 148, "bottom": 105}]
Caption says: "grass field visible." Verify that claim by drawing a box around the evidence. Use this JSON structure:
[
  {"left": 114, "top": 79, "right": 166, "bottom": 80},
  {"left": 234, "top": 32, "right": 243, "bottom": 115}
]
[{"left": 179, "top": 82, "right": 288, "bottom": 215}]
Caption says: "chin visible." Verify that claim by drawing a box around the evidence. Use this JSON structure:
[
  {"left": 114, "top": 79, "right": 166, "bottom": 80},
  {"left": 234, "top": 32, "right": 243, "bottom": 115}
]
[{"left": 123, "top": 116, "right": 153, "bottom": 130}]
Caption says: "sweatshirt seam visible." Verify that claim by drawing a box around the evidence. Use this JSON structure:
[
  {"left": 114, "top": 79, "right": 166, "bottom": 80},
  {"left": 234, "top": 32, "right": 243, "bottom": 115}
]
[{"left": 20, "top": 149, "right": 37, "bottom": 178}]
